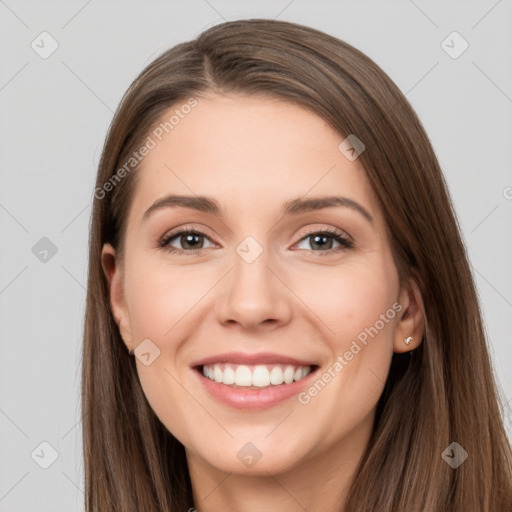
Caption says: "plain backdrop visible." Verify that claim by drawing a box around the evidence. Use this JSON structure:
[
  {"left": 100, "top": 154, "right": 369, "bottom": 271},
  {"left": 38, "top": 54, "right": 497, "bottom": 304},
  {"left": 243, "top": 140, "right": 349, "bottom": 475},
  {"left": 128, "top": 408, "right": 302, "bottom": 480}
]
[{"left": 0, "top": 1, "right": 511, "bottom": 510}]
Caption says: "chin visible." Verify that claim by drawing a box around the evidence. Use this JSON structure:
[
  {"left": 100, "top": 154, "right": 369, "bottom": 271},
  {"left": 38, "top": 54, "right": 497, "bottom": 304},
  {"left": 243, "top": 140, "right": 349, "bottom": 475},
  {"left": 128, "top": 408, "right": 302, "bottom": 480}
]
[{"left": 187, "top": 436, "right": 311, "bottom": 477}]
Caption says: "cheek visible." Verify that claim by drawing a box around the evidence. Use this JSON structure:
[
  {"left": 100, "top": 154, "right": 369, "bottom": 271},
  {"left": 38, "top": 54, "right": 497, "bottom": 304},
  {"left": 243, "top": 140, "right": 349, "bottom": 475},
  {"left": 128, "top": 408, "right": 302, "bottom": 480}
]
[
  {"left": 121, "top": 255, "right": 223, "bottom": 441},
  {"left": 294, "top": 262, "right": 398, "bottom": 417},
  {"left": 123, "top": 255, "right": 213, "bottom": 341},
  {"left": 296, "top": 264, "right": 398, "bottom": 432},
  {"left": 297, "top": 260, "right": 399, "bottom": 350}
]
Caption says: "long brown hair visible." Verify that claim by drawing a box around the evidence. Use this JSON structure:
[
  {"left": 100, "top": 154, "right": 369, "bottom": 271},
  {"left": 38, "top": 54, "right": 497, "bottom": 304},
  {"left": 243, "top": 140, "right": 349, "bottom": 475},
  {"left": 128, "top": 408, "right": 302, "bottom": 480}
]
[{"left": 82, "top": 18, "right": 512, "bottom": 511}]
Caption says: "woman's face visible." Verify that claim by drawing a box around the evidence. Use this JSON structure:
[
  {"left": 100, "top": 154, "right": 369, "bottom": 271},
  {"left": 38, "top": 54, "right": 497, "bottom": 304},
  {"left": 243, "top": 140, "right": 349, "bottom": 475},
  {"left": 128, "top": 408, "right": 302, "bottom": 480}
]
[{"left": 103, "top": 93, "right": 422, "bottom": 477}]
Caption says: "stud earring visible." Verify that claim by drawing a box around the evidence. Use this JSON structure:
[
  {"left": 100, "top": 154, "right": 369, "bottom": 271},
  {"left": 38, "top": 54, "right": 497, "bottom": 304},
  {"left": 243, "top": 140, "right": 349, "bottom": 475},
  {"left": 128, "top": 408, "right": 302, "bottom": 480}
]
[{"left": 404, "top": 336, "right": 413, "bottom": 345}]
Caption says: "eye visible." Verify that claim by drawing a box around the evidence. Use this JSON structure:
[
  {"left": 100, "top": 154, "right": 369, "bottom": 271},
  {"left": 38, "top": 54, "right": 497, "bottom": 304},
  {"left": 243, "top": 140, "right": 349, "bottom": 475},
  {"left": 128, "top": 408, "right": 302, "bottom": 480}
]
[
  {"left": 159, "top": 227, "right": 216, "bottom": 254},
  {"left": 293, "top": 227, "right": 353, "bottom": 256}
]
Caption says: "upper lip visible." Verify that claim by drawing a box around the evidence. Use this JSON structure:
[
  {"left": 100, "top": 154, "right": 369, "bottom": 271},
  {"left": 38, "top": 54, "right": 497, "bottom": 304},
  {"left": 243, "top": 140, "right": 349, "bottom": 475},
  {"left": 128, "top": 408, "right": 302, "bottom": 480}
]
[{"left": 190, "top": 352, "right": 318, "bottom": 368}]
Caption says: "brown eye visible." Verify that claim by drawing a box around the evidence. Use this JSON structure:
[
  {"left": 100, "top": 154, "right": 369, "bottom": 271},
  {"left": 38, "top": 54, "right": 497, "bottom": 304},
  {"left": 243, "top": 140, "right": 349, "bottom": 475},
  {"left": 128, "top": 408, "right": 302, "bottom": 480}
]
[
  {"left": 160, "top": 229, "right": 215, "bottom": 254},
  {"left": 294, "top": 228, "right": 353, "bottom": 255}
]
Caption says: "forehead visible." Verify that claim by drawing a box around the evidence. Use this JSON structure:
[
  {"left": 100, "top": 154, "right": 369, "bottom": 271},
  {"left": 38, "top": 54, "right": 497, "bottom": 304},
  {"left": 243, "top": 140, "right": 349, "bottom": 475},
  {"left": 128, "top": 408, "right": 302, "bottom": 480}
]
[{"left": 126, "top": 93, "right": 380, "bottom": 227}]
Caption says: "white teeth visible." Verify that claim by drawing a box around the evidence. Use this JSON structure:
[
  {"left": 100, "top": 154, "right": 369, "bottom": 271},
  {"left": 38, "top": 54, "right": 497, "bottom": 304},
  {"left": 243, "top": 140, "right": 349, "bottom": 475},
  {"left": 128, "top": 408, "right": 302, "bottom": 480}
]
[
  {"left": 201, "top": 363, "right": 312, "bottom": 388},
  {"left": 234, "top": 365, "right": 252, "bottom": 386},
  {"left": 252, "top": 365, "right": 270, "bottom": 387},
  {"left": 213, "top": 365, "right": 223, "bottom": 383},
  {"left": 283, "top": 365, "right": 295, "bottom": 384},
  {"left": 269, "top": 366, "right": 284, "bottom": 385},
  {"left": 223, "top": 366, "right": 235, "bottom": 385}
]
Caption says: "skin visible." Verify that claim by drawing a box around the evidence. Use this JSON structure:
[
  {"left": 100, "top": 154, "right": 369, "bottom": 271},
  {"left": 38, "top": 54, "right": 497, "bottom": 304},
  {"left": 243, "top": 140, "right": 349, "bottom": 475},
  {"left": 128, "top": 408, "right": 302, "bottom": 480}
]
[{"left": 102, "top": 93, "right": 425, "bottom": 512}]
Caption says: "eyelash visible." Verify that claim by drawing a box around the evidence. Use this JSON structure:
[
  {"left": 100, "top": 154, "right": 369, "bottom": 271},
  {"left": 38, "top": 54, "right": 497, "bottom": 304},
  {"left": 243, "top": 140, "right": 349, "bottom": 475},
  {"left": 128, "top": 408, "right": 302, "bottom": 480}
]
[{"left": 158, "top": 225, "right": 354, "bottom": 257}]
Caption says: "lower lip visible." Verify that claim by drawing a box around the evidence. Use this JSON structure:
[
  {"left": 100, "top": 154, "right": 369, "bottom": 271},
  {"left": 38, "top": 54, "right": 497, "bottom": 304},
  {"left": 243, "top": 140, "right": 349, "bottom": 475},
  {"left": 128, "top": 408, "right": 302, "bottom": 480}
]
[{"left": 193, "top": 367, "right": 318, "bottom": 410}]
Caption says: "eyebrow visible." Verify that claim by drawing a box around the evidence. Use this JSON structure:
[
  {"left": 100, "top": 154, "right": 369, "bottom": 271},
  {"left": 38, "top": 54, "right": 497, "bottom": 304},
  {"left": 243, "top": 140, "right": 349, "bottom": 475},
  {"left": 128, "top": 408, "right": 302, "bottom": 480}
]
[{"left": 141, "top": 194, "right": 374, "bottom": 225}]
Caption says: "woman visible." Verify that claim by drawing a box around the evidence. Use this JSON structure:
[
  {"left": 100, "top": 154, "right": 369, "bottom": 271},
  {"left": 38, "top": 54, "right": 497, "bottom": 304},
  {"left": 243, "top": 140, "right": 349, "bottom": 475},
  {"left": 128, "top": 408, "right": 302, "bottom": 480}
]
[{"left": 82, "top": 18, "right": 512, "bottom": 511}]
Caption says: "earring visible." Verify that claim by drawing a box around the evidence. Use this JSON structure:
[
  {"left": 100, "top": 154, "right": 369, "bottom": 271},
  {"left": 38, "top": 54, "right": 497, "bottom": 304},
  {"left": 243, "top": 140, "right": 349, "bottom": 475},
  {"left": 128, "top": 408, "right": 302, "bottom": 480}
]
[
  {"left": 128, "top": 347, "right": 134, "bottom": 355},
  {"left": 404, "top": 336, "right": 413, "bottom": 345}
]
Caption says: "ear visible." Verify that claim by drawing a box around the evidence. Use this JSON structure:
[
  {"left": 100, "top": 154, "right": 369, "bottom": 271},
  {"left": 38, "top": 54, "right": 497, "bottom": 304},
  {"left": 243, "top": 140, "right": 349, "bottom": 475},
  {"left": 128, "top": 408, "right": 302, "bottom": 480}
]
[
  {"left": 393, "top": 277, "right": 425, "bottom": 353},
  {"left": 101, "top": 243, "right": 134, "bottom": 351}
]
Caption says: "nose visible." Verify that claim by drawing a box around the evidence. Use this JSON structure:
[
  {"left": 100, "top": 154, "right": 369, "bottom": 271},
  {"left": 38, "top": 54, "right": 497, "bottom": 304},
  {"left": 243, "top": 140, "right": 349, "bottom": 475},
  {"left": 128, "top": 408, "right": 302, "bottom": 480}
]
[{"left": 215, "top": 243, "right": 293, "bottom": 331}]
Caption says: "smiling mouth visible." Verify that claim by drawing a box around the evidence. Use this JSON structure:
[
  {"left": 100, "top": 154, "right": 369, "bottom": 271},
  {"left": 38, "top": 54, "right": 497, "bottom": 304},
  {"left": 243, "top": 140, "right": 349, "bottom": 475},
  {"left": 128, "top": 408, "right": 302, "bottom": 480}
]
[{"left": 196, "top": 363, "right": 319, "bottom": 389}]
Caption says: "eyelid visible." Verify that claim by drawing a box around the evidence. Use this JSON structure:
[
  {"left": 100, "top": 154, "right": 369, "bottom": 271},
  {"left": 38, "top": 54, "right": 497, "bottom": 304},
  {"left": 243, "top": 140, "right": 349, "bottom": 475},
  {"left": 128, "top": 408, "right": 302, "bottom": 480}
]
[{"left": 294, "top": 224, "right": 353, "bottom": 244}]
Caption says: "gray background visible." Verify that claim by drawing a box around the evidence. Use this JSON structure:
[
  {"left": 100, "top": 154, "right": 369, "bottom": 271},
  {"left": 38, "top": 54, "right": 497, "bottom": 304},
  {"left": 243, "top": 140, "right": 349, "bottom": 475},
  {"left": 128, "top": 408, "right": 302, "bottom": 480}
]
[{"left": 1, "top": 1, "right": 511, "bottom": 510}]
